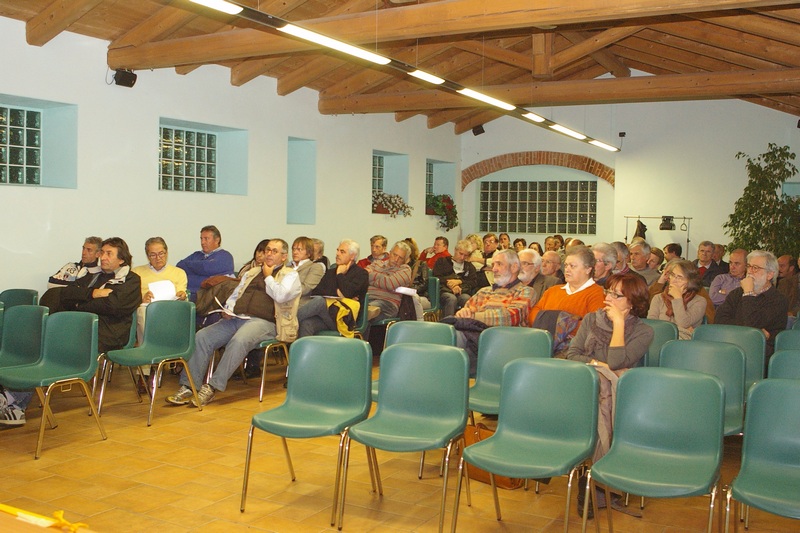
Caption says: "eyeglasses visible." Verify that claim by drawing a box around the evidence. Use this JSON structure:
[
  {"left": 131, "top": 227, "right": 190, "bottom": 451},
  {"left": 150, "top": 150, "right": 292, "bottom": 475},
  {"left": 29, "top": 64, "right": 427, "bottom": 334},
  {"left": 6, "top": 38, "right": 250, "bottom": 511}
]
[
  {"left": 603, "top": 289, "right": 625, "bottom": 300},
  {"left": 668, "top": 272, "right": 686, "bottom": 281},
  {"left": 746, "top": 264, "right": 765, "bottom": 272},
  {"left": 265, "top": 247, "right": 283, "bottom": 255},
  {"left": 291, "top": 246, "right": 305, "bottom": 252},
  {"left": 147, "top": 251, "right": 166, "bottom": 259}
]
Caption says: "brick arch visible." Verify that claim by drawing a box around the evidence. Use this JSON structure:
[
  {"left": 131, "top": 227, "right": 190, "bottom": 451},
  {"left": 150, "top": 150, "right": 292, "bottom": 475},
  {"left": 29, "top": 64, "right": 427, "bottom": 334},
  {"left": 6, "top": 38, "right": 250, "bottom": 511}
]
[{"left": 461, "top": 151, "right": 615, "bottom": 190}]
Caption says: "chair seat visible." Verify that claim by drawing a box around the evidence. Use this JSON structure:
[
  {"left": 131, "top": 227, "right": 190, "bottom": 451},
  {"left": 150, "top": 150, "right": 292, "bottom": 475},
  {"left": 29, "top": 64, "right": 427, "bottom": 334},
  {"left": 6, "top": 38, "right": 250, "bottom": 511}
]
[
  {"left": 107, "top": 344, "right": 191, "bottom": 366},
  {"left": 464, "top": 437, "right": 592, "bottom": 479},
  {"left": 468, "top": 382, "right": 502, "bottom": 415},
  {"left": 731, "top": 464, "right": 800, "bottom": 519},
  {"left": 0, "top": 360, "right": 94, "bottom": 389},
  {"left": 348, "top": 414, "right": 463, "bottom": 453},
  {"left": 252, "top": 404, "right": 368, "bottom": 439},
  {"left": 591, "top": 445, "right": 719, "bottom": 498}
]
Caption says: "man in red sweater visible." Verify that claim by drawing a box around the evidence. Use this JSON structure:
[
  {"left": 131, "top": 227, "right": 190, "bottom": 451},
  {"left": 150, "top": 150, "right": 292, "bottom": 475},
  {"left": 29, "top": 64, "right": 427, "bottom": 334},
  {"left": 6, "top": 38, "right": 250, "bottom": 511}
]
[{"left": 418, "top": 236, "right": 451, "bottom": 268}]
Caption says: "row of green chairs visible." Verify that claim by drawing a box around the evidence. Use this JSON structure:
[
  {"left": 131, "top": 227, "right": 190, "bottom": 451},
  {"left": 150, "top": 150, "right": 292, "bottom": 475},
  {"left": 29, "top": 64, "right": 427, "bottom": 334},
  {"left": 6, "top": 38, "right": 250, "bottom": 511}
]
[{"left": 0, "top": 288, "right": 39, "bottom": 343}]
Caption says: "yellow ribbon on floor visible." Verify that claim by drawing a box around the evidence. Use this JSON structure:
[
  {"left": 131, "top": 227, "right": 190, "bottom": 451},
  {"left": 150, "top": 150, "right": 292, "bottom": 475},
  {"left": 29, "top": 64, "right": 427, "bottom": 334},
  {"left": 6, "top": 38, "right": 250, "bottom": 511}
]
[{"left": 0, "top": 503, "right": 89, "bottom": 531}]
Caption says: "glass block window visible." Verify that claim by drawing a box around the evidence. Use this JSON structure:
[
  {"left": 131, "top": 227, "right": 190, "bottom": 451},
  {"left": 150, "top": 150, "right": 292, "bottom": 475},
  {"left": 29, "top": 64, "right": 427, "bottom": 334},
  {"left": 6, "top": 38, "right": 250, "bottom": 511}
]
[
  {"left": 0, "top": 105, "right": 41, "bottom": 186},
  {"left": 159, "top": 126, "right": 217, "bottom": 193},
  {"left": 479, "top": 180, "right": 597, "bottom": 235},
  {"left": 372, "top": 154, "right": 384, "bottom": 193},
  {"left": 425, "top": 161, "right": 434, "bottom": 205}
]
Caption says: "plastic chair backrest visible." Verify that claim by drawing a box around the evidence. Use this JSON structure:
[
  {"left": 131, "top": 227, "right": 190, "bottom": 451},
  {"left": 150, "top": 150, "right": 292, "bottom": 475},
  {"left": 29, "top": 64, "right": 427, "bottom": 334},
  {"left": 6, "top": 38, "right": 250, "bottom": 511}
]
[
  {"left": 640, "top": 318, "right": 678, "bottom": 367},
  {"left": 123, "top": 309, "right": 138, "bottom": 349},
  {"left": 0, "top": 305, "right": 48, "bottom": 367},
  {"left": 385, "top": 320, "right": 456, "bottom": 347},
  {"left": 693, "top": 324, "right": 765, "bottom": 392},
  {"left": 285, "top": 336, "right": 372, "bottom": 418},
  {"left": 141, "top": 301, "right": 195, "bottom": 356},
  {"left": 660, "top": 339, "right": 745, "bottom": 436},
  {"left": 376, "top": 343, "right": 468, "bottom": 423},
  {"left": 354, "top": 293, "right": 370, "bottom": 335},
  {"left": 768, "top": 349, "right": 800, "bottom": 379},
  {"left": 497, "top": 358, "right": 598, "bottom": 447},
  {"left": 612, "top": 367, "right": 724, "bottom": 460},
  {"left": 426, "top": 276, "right": 440, "bottom": 312},
  {"left": 774, "top": 329, "right": 800, "bottom": 352},
  {"left": 0, "top": 288, "right": 38, "bottom": 309},
  {"left": 40, "top": 312, "right": 99, "bottom": 381},
  {"left": 793, "top": 318, "right": 800, "bottom": 330},
  {"left": 474, "top": 327, "right": 552, "bottom": 389},
  {"left": 0, "top": 303, "right": 3, "bottom": 345}
]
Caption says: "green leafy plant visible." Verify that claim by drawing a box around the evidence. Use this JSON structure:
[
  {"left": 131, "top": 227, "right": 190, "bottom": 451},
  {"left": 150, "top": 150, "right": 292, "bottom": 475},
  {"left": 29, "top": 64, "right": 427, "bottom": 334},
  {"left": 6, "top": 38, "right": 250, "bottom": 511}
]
[
  {"left": 372, "top": 190, "right": 413, "bottom": 218},
  {"left": 426, "top": 193, "right": 459, "bottom": 232},
  {"left": 723, "top": 143, "right": 800, "bottom": 255}
]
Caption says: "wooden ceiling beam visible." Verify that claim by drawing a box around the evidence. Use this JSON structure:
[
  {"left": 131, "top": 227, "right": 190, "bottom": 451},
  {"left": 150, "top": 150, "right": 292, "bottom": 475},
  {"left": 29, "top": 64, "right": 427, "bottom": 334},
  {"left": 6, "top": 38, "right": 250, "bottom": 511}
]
[
  {"left": 278, "top": 55, "right": 348, "bottom": 95},
  {"left": 552, "top": 26, "right": 643, "bottom": 72},
  {"left": 108, "top": 0, "right": 799, "bottom": 70},
  {"left": 26, "top": 0, "right": 104, "bottom": 46},
  {"left": 689, "top": 10, "right": 800, "bottom": 46},
  {"left": 532, "top": 33, "right": 554, "bottom": 78},
  {"left": 318, "top": 68, "right": 800, "bottom": 113},
  {"left": 110, "top": 5, "right": 197, "bottom": 49},
  {"left": 452, "top": 40, "right": 532, "bottom": 71},
  {"left": 559, "top": 30, "right": 632, "bottom": 77},
  {"left": 231, "top": 57, "right": 287, "bottom": 85}
]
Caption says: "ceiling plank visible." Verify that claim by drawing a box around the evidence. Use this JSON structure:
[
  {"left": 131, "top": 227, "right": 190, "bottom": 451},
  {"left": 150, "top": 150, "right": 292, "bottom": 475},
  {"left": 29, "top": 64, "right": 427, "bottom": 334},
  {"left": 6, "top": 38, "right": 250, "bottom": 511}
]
[
  {"left": 108, "top": 0, "right": 799, "bottom": 70},
  {"left": 110, "top": 5, "right": 197, "bottom": 49},
  {"left": 278, "top": 55, "right": 347, "bottom": 95},
  {"left": 231, "top": 57, "right": 287, "bottom": 85},
  {"left": 557, "top": 28, "right": 638, "bottom": 77},
  {"left": 689, "top": 10, "right": 800, "bottom": 46},
  {"left": 552, "top": 26, "right": 643, "bottom": 70},
  {"left": 26, "top": 0, "right": 104, "bottom": 46},
  {"left": 452, "top": 40, "right": 532, "bottom": 71},
  {"left": 532, "top": 33, "right": 554, "bottom": 78},
  {"left": 317, "top": 68, "right": 800, "bottom": 113}
]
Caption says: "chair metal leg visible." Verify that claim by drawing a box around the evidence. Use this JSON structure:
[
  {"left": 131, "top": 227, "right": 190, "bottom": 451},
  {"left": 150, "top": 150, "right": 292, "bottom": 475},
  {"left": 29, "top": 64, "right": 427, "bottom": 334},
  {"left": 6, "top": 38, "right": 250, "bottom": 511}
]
[
  {"left": 744, "top": 504, "right": 750, "bottom": 529},
  {"left": 451, "top": 457, "right": 467, "bottom": 533},
  {"left": 438, "top": 439, "right": 457, "bottom": 533},
  {"left": 535, "top": 480, "right": 540, "bottom": 493},
  {"left": 489, "top": 472, "right": 502, "bottom": 520},
  {"left": 280, "top": 437, "right": 296, "bottom": 481},
  {"left": 97, "top": 356, "right": 110, "bottom": 416},
  {"left": 581, "top": 472, "right": 601, "bottom": 533},
  {"left": 337, "top": 435, "right": 353, "bottom": 530},
  {"left": 370, "top": 447, "right": 383, "bottom": 495},
  {"left": 35, "top": 388, "right": 57, "bottom": 429},
  {"left": 439, "top": 447, "right": 447, "bottom": 477},
  {"left": 128, "top": 366, "right": 144, "bottom": 403},
  {"left": 563, "top": 467, "right": 579, "bottom": 533},
  {"left": 80, "top": 379, "right": 107, "bottom": 443},
  {"left": 418, "top": 450, "right": 426, "bottom": 479},
  {"left": 241, "top": 425, "right": 255, "bottom": 512},
  {"left": 36, "top": 379, "right": 106, "bottom": 459},
  {"left": 640, "top": 495, "right": 646, "bottom": 509},
  {"left": 365, "top": 445, "right": 377, "bottom": 493},
  {"left": 706, "top": 481, "right": 719, "bottom": 533},
  {"left": 330, "top": 429, "right": 349, "bottom": 527},
  {"left": 468, "top": 410, "right": 475, "bottom": 426},
  {"left": 182, "top": 362, "right": 203, "bottom": 412},
  {"left": 604, "top": 483, "right": 614, "bottom": 533}
]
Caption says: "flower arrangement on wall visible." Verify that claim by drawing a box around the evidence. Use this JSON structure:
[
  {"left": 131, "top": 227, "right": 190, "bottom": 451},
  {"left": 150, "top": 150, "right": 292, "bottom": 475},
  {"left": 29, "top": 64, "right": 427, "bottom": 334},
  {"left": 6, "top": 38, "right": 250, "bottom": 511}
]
[
  {"left": 427, "top": 193, "right": 459, "bottom": 232},
  {"left": 372, "top": 190, "right": 413, "bottom": 218}
]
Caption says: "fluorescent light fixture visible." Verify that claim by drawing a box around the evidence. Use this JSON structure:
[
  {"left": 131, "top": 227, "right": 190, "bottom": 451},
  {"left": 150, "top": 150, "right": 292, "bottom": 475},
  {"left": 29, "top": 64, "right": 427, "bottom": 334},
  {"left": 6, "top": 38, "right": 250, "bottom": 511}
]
[
  {"left": 189, "top": 0, "right": 243, "bottom": 15},
  {"left": 549, "top": 123, "right": 587, "bottom": 140},
  {"left": 278, "top": 24, "right": 390, "bottom": 65},
  {"left": 408, "top": 70, "right": 444, "bottom": 85},
  {"left": 522, "top": 112, "right": 545, "bottom": 123},
  {"left": 457, "top": 88, "right": 516, "bottom": 111},
  {"left": 589, "top": 139, "right": 619, "bottom": 152}
]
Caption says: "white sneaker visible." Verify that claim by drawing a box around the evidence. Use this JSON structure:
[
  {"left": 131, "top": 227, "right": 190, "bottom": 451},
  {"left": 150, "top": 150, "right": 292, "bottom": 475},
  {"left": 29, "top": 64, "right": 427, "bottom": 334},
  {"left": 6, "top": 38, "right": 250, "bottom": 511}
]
[
  {"left": 0, "top": 406, "right": 26, "bottom": 427},
  {"left": 191, "top": 384, "right": 215, "bottom": 407},
  {"left": 165, "top": 385, "right": 193, "bottom": 406}
]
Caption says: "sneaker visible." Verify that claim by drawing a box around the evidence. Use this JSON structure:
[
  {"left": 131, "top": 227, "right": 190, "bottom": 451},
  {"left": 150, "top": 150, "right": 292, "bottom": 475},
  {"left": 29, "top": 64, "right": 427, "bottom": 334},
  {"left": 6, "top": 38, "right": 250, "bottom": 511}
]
[
  {"left": 165, "top": 385, "right": 193, "bottom": 406},
  {"left": 191, "top": 384, "right": 215, "bottom": 407},
  {"left": 0, "top": 406, "right": 26, "bottom": 427}
]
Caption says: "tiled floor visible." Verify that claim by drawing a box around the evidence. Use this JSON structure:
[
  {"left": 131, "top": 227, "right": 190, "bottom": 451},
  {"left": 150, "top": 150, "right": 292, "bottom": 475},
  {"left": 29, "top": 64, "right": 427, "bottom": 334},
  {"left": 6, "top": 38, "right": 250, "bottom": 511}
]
[{"left": 2, "top": 360, "right": 797, "bottom": 532}]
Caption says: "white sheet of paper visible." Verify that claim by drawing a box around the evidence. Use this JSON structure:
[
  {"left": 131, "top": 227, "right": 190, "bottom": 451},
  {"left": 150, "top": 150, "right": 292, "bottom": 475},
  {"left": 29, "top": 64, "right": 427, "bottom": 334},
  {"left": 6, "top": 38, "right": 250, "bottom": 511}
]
[{"left": 148, "top": 280, "right": 177, "bottom": 301}]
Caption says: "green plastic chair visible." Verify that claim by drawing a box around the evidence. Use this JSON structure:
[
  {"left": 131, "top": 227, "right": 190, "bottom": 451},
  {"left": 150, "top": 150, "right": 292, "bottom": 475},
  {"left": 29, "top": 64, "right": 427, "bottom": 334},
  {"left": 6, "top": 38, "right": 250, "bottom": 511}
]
[
  {"left": 240, "top": 336, "right": 372, "bottom": 526},
  {"left": 692, "top": 324, "right": 765, "bottom": 393},
  {"left": 317, "top": 293, "right": 370, "bottom": 339},
  {"left": 255, "top": 338, "right": 289, "bottom": 401},
  {"left": 97, "top": 301, "right": 198, "bottom": 426},
  {"left": 724, "top": 379, "right": 800, "bottom": 532},
  {"left": 768, "top": 349, "right": 800, "bottom": 379},
  {"left": 774, "top": 329, "right": 800, "bottom": 352},
  {"left": 454, "top": 358, "right": 598, "bottom": 533},
  {"left": 468, "top": 327, "right": 552, "bottom": 424},
  {"left": 0, "top": 302, "right": 3, "bottom": 344},
  {"left": 338, "top": 344, "right": 469, "bottom": 532},
  {"left": 794, "top": 316, "right": 800, "bottom": 330},
  {"left": 640, "top": 318, "right": 678, "bottom": 367},
  {"left": 423, "top": 276, "right": 441, "bottom": 321},
  {"left": 0, "top": 305, "right": 48, "bottom": 368},
  {"left": 0, "top": 312, "right": 104, "bottom": 459},
  {"left": 583, "top": 367, "right": 724, "bottom": 533},
  {"left": 660, "top": 339, "right": 745, "bottom": 436},
  {"left": 0, "top": 288, "right": 38, "bottom": 309}
]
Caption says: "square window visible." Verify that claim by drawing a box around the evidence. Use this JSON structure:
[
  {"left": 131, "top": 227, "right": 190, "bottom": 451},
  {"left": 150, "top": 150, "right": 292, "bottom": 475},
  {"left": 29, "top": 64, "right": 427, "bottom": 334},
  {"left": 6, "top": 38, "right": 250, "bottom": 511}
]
[{"left": 9, "top": 166, "right": 23, "bottom": 184}]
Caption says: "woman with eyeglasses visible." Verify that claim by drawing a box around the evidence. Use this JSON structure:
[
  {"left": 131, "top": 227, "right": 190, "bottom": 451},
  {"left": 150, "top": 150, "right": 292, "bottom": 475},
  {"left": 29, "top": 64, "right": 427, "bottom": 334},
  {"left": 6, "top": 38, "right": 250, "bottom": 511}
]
[{"left": 647, "top": 259, "right": 705, "bottom": 339}]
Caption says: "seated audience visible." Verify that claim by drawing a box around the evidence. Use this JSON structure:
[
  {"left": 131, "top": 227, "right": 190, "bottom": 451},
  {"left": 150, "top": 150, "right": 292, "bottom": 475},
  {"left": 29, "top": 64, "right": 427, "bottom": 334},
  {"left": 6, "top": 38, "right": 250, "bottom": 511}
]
[
  {"left": 709, "top": 248, "right": 747, "bottom": 307},
  {"left": 238, "top": 239, "right": 270, "bottom": 278},
  {"left": 465, "top": 233, "right": 484, "bottom": 271},
  {"left": 541, "top": 250, "right": 565, "bottom": 284},
  {"left": 290, "top": 236, "right": 325, "bottom": 306},
  {"left": 418, "top": 236, "right": 451, "bottom": 269},
  {"left": 777, "top": 256, "right": 800, "bottom": 318},
  {"left": 529, "top": 245, "right": 605, "bottom": 325},
  {"left": 475, "top": 232, "right": 499, "bottom": 289},
  {"left": 356, "top": 235, "right": 388, "bottom": 269},
  {"left": 611, "top": 241, "right": 632, "bottom": 275},
  {"left": 628, "top": 241, "right": 659, "bottom": 286},
  {"left": 650, "top": 260, "right": 716, "bottom": 324},
  {"left": 664, "top": 242, "right": 682, "bottom": 262},
  {"left": 777, "top": 254, "right": 797, "bottom": 283},
  {"left": 517, "top": 248, "right": 559, "bottom": 306},
  {"left": 405, "top": 237, "right": 430, "bottom": 317},
  {"left": 498, "top": 232, "right": 511, "bottom": 250},
  {"left": 713, "top": 244, "right": 730, "bottom": 274},
  {"left": 366, "top": 240, "right": 413, "bottom": 322},
  {"left": 177, "top": 225, "right": 234, "bottom": 300},
  {"left": 716, "top": 250, "right": 789, "bottom": 359},
  {"left": 692, "top": 240, "right": 724, "bottom": 287},
  {"left": 647, "top": 260, "right": 705, "bottom": 339},
  {"left": 513, "top": 238, "right": 527, "bottom": 252},
  {"left": 48, "top": 236, "right": 102, "bottom": 288},
  {"left": 434, "top": 239, "right": 478, "bottom": 317},
  {"left": 592, "top": 242, "right": 617, "bottom": 288},
  {"left": 166, "top": 239, "right": 300, "bottom": 407},
  {"left": 529, "top": 241, "right": 544, "bottom": 255},
  {"left": 312, "top": 238, "right": 329, "bottom": 269},
  {"left": 648, "top": 247, "right": 665, "bottom": 272},
  {"left": 544, "top": 236, "right": 560, "bottom": 252}
]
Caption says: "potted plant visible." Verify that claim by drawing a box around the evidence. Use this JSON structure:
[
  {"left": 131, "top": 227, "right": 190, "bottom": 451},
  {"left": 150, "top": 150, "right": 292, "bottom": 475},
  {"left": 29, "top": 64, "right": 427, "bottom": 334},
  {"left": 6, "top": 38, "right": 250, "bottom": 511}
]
[
  {"left": 372, "top": 190, "right": 413, "bottom": 218},
  {"left": 427, "top": 193, "right": 459, "bottom": 232}
]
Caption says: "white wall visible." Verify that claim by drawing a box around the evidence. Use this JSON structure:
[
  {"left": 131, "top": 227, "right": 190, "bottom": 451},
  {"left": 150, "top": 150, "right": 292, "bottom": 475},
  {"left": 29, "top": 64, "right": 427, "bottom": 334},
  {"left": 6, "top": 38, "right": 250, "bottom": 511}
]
[
  {"left": 461, "top": 97, "right": 800, "bottom": 257},
  {"left": 0, "top": 18, "right": 460, "bottom": 293}
]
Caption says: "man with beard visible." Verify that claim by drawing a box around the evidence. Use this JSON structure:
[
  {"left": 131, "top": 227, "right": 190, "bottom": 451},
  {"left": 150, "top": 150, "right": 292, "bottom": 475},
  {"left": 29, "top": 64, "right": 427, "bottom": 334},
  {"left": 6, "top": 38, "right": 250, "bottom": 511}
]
[
  {"left": 716, "top": 250, "right": 788, "bottom": 358},
  {"left": 517, "top": 248, "right": 558, "bottom": 306}
]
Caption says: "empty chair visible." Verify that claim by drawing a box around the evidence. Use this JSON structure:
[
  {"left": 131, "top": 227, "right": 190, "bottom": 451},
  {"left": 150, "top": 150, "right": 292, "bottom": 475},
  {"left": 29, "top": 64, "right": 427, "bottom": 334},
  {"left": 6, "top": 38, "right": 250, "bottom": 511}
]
[
  {"left": 468, "top": 327, "right": 552, "bottom": 423},
  {"left": 774, "top": 328, "right": 800, "bottom": 352},
  {"left": 0, "top": 288, "right": 38, "bottom": 309},
  {"left": 453, "top": 358, "right": 598, "bottom": 533},
  {"left": 338, "top": 344, "right": 469, "bottom": 532},
  {"left": 583, "top": 367, "right": 725, "bottom": 533},
  {"left": 768, "top": 349, "right": 800, "bottom": 379},
  {"left": 240, "top": 336, "right": 372, "bottom": 526},
  {"left": 640, "top": 318, "right": 678, "bottom": 367},
  {"left": 692, "top": 324, "right": 765, "bottom": 392},
  {"left": 98, "top": 301, "right": 198, "bottom": 425},
  {"left": 0, "top": 312, "right": 105, "bottom": 459},
  {"left": 660, "top": 339, "right": 745, "bottom": 435},
  {"left": 724, "top": 379, "right": 800, "bottom": 532},
  {"left": 0, "top": 305, "right": 48, "bottom": 368}
]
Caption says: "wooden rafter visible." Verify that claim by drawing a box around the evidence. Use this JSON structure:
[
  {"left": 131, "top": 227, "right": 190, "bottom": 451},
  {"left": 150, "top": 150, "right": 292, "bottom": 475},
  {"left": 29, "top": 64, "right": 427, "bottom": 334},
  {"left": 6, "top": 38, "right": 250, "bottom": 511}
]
[{"left": 27, "top": 0, "right": 104, "bottom": 46}]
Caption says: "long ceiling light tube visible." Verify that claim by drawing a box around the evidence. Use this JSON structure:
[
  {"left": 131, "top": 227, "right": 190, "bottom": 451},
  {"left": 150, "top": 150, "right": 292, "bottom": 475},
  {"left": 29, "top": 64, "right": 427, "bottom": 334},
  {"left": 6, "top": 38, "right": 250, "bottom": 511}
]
[{"left": 187, "top": 0, "right": 619, "bottom": 152}]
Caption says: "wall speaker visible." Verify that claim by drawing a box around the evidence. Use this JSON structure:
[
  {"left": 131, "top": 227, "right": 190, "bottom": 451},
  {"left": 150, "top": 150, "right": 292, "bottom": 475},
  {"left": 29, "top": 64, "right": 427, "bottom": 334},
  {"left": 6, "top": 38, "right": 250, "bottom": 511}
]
[
  {"left": 113, "top": 69, "right": 137, "bottom": 88},
  {"left": 472, "top": 125, "right": 485, "bottom": 136}
]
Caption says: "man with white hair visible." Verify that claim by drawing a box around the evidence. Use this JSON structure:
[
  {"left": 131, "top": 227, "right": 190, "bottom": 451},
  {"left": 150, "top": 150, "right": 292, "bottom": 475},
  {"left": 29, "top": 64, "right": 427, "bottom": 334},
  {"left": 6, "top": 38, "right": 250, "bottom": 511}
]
[
  {"left": 540, "top": 250, "right": 565, "bottom": 284},
  {"left": 433, "top": 239, "right": 478, "bottom": 317},
  {"left": 629, "top": 241, "right": 660, "bottom": 286},
  {"left": 367, "top": 240, "right": 413, "bottom": 322},
  {"left": 716, "top": 250, "right": 788, "bottom": 358},
  {"left": 517, "top": 248, "right": 559, "bottom": 306},
  {"left": 591, "top": 242, "right": 617, "bottom": 288}
]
